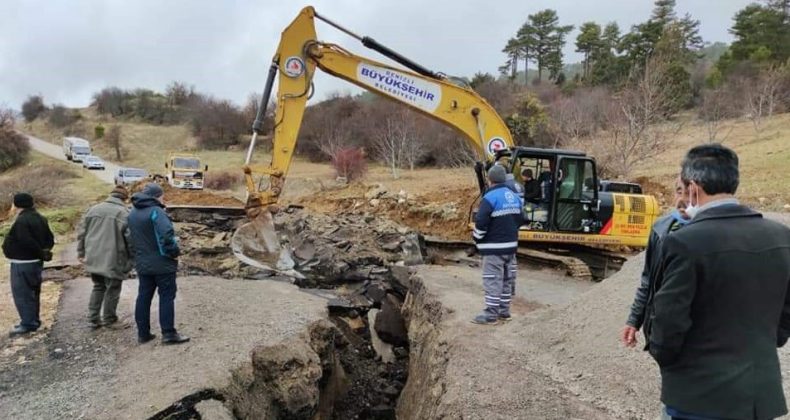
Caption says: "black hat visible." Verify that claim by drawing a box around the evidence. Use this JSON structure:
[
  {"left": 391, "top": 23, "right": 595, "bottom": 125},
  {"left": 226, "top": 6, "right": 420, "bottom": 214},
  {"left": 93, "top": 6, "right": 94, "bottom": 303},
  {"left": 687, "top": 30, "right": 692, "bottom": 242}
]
[{"left": 13, "top": 192, "right": 34, "bottom": 209}]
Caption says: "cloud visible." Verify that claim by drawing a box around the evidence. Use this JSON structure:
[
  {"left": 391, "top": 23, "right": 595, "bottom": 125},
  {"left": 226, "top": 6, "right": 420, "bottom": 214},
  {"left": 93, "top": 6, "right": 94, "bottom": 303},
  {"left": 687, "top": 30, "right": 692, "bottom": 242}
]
[{"left": 0, "top": 0, "right": 748, "bottom": 109}]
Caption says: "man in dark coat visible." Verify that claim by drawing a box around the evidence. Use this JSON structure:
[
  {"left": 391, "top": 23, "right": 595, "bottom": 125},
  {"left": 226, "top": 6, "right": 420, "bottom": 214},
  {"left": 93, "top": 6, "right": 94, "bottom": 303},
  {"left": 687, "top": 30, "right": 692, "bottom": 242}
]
[
  {"left": 2, "top": 193, "right": 55, "bottom": 336},
  {"left": 128, "top": 183, "right": 189, "bottom": 345},
  {"left": 647, "top": 144, "right": 790, "bottom": 420},
  {"left": 522, "top": 168, "right": 541, "bottom": 205},
  {"left": 622, "top": 178, "right": 690, "bottom": 347}
]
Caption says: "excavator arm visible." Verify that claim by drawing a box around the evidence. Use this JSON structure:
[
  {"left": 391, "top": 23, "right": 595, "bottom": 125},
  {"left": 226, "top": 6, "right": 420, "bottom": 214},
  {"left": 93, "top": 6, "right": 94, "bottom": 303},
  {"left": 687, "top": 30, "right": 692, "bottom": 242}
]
[
  {"left": 234, "top": 6, "right": 514, "bottom": 269},
  {"left": 243, "top": 6, "right": 513, "bottom": 215}
]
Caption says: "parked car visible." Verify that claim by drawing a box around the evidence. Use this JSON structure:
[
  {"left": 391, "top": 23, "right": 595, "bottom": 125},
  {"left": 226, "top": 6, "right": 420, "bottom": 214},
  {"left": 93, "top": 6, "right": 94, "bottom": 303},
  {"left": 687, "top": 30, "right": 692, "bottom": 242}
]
[
  {"left": 114, "top": 168, "right": 148, "bottom": 186},
  {"left": 82, "top": 155, "right": 106, "bottom": 170}
]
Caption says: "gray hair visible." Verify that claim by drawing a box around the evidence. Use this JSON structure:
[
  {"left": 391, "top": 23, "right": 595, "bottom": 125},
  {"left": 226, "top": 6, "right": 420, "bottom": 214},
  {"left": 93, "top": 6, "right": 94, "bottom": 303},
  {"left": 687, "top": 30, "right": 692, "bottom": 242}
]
[{"left": 680, "top": 144, "right": 739, "bottom": 195}]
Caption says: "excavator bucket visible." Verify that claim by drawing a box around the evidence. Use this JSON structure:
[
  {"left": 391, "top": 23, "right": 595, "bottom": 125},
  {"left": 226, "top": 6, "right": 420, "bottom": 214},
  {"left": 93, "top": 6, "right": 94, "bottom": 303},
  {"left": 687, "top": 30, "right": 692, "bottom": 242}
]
[{"left": 230, "top": 209, "right": 297, "bottom": 272}]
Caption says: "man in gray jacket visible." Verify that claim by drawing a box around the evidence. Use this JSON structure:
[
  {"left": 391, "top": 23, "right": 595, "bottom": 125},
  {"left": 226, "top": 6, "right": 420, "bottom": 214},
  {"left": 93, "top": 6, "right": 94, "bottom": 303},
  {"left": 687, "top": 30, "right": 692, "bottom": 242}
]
[{"left": 77, "top": 186, "right": 134, "bottom": 329}]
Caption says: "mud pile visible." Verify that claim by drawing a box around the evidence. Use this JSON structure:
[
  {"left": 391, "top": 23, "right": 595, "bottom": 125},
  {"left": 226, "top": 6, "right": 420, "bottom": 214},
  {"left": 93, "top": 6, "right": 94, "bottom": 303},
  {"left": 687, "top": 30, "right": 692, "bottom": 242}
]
[{"left": 129, "top": 180, "right": 244, "bottom": 207}]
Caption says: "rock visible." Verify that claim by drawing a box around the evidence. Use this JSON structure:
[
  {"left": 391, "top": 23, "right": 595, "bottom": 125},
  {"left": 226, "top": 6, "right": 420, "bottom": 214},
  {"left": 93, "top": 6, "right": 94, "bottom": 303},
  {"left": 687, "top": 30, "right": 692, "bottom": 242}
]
[
  {"left": 194, "top": 400, "right": 235, "bottom": 420},
  {"left": 784, "top": 204, "right": 790, "bottom": 211},
  {"left": 240, "top": 329, "right": 324, "bottom": 418},
  {"left": 401, "top": 233, "right": 424, "bottom": 266},
  {"left": 211, "top": 232, "right": 227, "bottom": 244},
  {"left": 374, "top": 294, "right": 408, "bottom": 347},
  {"left": 327, "top": 298, "right": 356, "bottom": 315},
  {"left": 365, "top": 281, "right": 389, "bottom": 304},
  {"left": 368, "top": 309, "right": 396, "bottom": 364},
  {"left": 52, "top": 348, "right": 65, "bottom": 359},
  {"left": 293, "top": 241, "right": 316, "bottom": 262},
  {"left": 369, "top": 198, "right": 381, "bottom": 207},
  {"left": 367, "top": 405, "right": 396, "bottom": 420},
  {"left": 382, "top": 385, "right": 400, "bottom": 398},
  {"left": 338, "top": 316, "right": 366, "bottom": 333},
  {"left": 393, "top": 347, "right": 409, "bottom": 359},
  {"left": 365, "top": 184, "right": 387, "bottom": 199},
  {"left": 381, "top": 240, "right": 402, "bottom": 252},
  {"left": 759, "top": 197, "right": 768, "bottom": 204}
]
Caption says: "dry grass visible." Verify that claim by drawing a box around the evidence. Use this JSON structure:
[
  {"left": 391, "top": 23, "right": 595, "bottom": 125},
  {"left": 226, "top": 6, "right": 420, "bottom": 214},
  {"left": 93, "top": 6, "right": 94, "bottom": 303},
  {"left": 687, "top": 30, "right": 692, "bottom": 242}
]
[{"left": 630, "top": 113, "right": 790, "bottom": 210}]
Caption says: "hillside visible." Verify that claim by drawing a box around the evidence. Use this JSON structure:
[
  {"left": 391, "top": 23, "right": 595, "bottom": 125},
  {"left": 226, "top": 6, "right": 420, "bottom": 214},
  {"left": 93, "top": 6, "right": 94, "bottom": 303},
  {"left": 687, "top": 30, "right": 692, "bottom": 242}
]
[{"left": 19, "top": 108, "right": 790, "bottom": 212}]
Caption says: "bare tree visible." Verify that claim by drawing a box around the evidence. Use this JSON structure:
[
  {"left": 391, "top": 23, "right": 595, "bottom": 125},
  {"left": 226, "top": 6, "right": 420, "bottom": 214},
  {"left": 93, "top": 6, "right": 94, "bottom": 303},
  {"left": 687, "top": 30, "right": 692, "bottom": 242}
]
[
  {"left": 107, "top": 125, "right": 123, "bottom": 161},
  {"left": 596, "top": 56, "right": 683, "bottom": 178},
  {"left": 742, "top": 64, "right": 789, "bottom": 133},
  {"left": 699, "top": 88, "right": 735, "bottom": 142},
  {"left": 372, "top": 108, "right": 422, "bottom": 179}
]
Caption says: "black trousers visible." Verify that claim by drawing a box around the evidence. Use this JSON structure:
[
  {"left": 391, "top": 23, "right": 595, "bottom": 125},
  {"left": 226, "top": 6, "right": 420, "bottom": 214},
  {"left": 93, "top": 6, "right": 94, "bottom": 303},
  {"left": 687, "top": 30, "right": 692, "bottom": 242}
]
[{"left": 10, "top": 262, "right": 43, "bottom": 330}]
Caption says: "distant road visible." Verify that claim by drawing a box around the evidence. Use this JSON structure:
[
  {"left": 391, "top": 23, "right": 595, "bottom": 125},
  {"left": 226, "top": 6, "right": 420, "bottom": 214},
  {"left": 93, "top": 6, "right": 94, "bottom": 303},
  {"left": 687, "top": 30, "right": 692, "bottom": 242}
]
[{"left": 23, "top": 133, "right": 119, "bottom": 185}]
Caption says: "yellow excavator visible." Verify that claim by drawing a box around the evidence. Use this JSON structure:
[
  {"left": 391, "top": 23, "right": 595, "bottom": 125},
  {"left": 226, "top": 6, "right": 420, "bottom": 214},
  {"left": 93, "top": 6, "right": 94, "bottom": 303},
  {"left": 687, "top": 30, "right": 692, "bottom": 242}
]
[{"left": 233, "top": 6, "right": 659, "bottom": 271}]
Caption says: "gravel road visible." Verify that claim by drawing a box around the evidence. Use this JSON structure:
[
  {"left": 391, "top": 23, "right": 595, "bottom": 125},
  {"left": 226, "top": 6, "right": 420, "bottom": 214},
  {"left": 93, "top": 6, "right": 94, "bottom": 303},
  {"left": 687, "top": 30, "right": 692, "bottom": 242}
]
[{"left": 24, "top": 133, "right": 120, "bottom": 185}]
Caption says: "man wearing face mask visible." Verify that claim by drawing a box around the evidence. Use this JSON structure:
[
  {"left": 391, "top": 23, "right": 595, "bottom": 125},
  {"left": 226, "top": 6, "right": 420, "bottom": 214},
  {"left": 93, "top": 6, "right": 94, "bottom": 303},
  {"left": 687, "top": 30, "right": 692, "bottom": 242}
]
[
  {"left": 621, "top": 178, "right": 690, "bottom": 348},
  {"left": 647, "top": 144, "right": 790, "bottom": 420}
]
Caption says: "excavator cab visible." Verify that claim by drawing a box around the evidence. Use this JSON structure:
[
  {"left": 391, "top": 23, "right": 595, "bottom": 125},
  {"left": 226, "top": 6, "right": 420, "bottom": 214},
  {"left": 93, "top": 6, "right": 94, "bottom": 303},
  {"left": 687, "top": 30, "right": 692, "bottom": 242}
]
[{"left": 483, "top": 147, "right": 658, "bottom": 248}]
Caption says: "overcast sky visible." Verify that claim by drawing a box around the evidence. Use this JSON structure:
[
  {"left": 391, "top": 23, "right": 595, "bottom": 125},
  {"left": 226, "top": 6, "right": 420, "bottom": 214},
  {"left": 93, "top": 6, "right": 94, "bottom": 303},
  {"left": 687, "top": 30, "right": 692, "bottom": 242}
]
[{"left": 0, "top": 0, "right": 753, "bottom": 110}]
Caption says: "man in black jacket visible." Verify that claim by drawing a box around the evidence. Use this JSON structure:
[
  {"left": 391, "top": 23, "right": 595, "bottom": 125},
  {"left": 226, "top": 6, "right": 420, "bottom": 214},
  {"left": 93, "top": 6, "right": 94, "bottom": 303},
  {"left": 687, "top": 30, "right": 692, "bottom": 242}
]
[
  {"left": 2, "top": 193, "right": 55, "bottom": 336},
  {"left": 648, "top": 144, "right": 790, "bottom": 420},
  {"left": 622, "top": 178, "right": 690, "bottom": 347}
]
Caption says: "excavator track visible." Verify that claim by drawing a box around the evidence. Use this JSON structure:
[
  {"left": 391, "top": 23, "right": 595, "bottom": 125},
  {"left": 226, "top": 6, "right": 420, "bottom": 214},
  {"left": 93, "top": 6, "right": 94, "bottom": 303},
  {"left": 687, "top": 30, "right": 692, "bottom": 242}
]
[{"left": 424, "top": 236, "right": 632, "bottom": 282}]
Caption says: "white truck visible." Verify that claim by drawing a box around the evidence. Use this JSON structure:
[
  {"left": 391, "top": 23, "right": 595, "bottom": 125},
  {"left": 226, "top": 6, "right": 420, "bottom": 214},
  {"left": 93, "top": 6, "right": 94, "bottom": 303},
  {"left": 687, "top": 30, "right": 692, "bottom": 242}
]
[{"left": 63, "top": 137, "right": 92, "bottom": 162}]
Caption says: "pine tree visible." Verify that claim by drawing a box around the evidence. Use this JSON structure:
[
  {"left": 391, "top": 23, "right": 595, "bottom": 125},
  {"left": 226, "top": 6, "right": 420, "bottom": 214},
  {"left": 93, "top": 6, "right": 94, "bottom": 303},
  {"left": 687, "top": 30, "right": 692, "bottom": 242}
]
[{"left": 576, "top": 22, "right": 603, "bottom": 80}]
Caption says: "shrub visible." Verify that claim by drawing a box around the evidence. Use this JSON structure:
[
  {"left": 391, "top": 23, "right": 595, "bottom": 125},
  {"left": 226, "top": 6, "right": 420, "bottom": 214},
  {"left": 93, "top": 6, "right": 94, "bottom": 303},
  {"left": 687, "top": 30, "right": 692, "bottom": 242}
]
[
  {"left": 0, "top": 108, "right": 27, "bottom": 171},
  {"left": 48, "top": 105, "right": 80, "bottom": 128},
  {"left": 0, "top": 129, "right": 30, "bottom": 172},
  {"left": 204, "top": 170, "right": 242, "bottom": 190},
  {"left": 331, "top": 148, "right": 367, "bottom": 181},
  {"left": 94, "top": 124, "right": 105, "bottom": 139},
  {"left": 21, "top": 95, "right": 47, "bottom": 122},
  {"left": 188, "top": 96, "right": 247, "bottom": 149},
  {"left": 0, "top": 165, "right": 76, "bottom": 212}
]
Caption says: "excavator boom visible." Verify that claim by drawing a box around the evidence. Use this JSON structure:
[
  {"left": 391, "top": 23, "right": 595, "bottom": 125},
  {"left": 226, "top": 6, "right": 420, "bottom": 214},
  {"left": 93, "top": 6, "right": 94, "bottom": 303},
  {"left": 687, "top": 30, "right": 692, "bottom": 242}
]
[
  {"left": 234, "top": 6, "right": 658, "bottom": 273},
  {"left": 233, "top": 6, "right": 514, "bottom": 268}
]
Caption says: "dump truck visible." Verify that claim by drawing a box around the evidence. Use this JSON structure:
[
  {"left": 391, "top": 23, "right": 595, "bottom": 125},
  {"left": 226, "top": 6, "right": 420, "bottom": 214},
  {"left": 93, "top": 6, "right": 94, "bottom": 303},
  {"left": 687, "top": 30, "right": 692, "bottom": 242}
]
[{"left": 164, "top": 153, "right": 207, "bottom": 190}]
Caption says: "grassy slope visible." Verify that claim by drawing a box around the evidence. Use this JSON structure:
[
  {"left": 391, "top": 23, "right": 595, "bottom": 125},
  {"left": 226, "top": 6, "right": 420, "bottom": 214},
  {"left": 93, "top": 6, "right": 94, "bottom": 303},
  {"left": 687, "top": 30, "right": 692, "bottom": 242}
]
[{"left": 630, "top": 113, "right": 790, "bottom": 210}]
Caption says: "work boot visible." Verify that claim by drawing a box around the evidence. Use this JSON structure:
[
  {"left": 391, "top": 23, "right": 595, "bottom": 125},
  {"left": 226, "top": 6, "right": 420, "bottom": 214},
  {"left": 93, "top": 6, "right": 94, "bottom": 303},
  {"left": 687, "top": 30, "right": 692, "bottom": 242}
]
[
  {"left": 138, "top": 333, "right": 157, "bottom": 344},
  {"left": 87, "top": 321, "right": 102, "bottom": 330},
  {"left": 499, "top": 313, "right": 513, "bottom": 322},
  {"left": 161, "top": 333, "right": 191, "bottom": 345},
  {"left": 471, "top": 313, "right": 499, "bottom": 325},
  {"left": 103, "top": 320, "right": 130, "bottom": 330},
  {"left": 9, "top": 325, "right": 36, "bottom": 337}
]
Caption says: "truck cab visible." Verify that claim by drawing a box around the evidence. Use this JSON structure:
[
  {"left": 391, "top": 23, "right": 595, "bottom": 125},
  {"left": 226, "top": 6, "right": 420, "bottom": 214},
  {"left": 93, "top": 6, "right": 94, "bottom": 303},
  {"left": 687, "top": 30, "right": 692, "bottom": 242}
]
[{"left": 164, "top": 153, "right": 207, "bottom": 190}]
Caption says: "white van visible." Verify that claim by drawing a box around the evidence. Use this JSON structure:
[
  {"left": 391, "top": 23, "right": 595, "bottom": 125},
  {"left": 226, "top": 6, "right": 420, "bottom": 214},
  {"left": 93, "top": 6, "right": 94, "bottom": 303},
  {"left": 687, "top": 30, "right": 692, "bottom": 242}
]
[{"left": 63, "top": 137, "right": 91, "bottom": 162}]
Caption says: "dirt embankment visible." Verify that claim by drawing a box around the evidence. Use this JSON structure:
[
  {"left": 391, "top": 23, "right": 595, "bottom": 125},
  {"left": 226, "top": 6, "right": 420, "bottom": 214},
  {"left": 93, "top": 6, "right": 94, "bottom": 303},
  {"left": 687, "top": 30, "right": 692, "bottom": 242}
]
[
  {"left": 129, "top": 181, "right": 244, "bottom": 207},
  {"left": 299, "top": 182, "right": 479, "bottom": 241}
]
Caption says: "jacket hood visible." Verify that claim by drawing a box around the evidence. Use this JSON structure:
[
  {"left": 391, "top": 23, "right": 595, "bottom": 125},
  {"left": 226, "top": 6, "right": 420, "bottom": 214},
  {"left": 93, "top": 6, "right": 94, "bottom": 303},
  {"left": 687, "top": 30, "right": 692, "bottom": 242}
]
[{"left": 131, "top": 192, "right": 164, "bottom": 209}]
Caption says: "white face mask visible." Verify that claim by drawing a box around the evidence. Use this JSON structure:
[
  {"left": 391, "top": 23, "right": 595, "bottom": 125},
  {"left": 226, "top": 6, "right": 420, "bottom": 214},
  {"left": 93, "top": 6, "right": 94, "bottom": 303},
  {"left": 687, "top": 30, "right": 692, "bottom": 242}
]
[{"left": 685, "top": 183, "right": 700, "bottom": 219}]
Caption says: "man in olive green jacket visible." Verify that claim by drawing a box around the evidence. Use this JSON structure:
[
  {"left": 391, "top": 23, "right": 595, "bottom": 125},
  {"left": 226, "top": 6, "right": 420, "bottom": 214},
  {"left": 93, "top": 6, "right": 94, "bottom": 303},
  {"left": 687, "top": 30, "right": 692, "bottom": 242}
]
[{"left": 77, "top": 186, "right": 134, "bottom": 329}]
